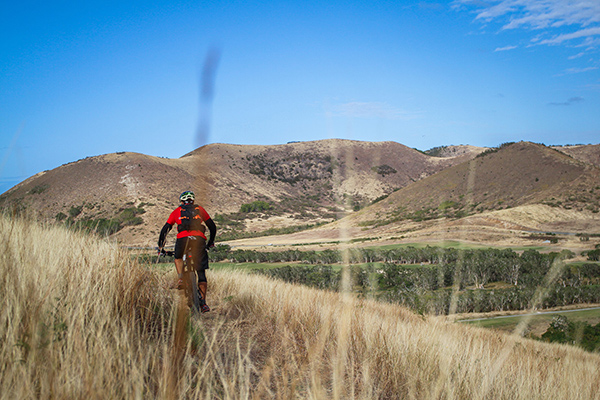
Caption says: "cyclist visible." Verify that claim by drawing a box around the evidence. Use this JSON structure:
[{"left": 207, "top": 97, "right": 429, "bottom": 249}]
[{"left": 158, "top": 190, "right": 217, "bottom": 313}]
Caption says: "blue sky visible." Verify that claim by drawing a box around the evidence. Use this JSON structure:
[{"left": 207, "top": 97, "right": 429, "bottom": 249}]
[{"left": 1, "top": 0, "right": 599, "bottom": 194}]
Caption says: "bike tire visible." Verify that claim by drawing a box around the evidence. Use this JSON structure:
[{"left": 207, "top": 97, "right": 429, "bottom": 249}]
[{"left": 183, "top": 271, "right": 201, "bottom": 313}]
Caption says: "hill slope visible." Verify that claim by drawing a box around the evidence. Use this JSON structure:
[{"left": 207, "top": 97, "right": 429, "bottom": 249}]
[
  {"left": 0, "top": 139, "right": 476, "bottom": 246},
  {"left": 227, "top": 142, "right": 600, "bottom": 249},
  {"left": 553, "top": 144, "right": 600, "bottom": 168},
  {"left": 358, "top": 141, "right": 600, "bottom": 222}
]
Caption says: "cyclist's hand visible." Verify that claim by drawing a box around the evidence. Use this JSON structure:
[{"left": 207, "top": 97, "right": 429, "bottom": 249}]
[{"left": 207, "top": 243, "right": 215, "bottom": 250}]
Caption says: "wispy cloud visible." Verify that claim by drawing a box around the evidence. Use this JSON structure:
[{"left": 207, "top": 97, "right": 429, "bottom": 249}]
[
  {"left": 583, "top": 82, "right": 600, "bottom": 90},
  {"left": 548, "top": 96, "right": 584, "bottom": 106},
  {"left": 327, "top": 102, "right": 422, "bottom": 120},
  {"left": 539, "top": 26, "right": 600, "bottom": 45},
  {"left": 565, "top": 66, "right": 599, "bottom": 74},
  {"left": 457, "top": 0, "right": 600, "bottom": 47},
  {"left": 568, "top": 51, "right": 586, "bottom": 60},
  {"left": 494, "top": 45, "right": 517, "bottom": 51}
]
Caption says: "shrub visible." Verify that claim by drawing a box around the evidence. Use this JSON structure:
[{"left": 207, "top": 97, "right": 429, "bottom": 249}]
[
  {"left": 29, "top": 184, "right": 49, "bottom": 194},
  {"left": 439, "top": 200, "right": 459, "bottom": 210},
  {"left": 55, "top": 212, "right": 67, "bottom": 222},
  {"left": 240, "top": 200, "right": 272, "bottom": 213},
  {"left": 586, "top": 249, "right": 600, "bottom": 262},
  {"left": 69, "top": 205, "right": 82, "bottom": 218},
  {"left": 118, "top": 207, "right": 145, "bottom": 226},
  {"left": 540, "top": 316, "right": 600, "bottom": 352},
  {"left": 371, "top": 164, "right": 397, "bottom": 177}
]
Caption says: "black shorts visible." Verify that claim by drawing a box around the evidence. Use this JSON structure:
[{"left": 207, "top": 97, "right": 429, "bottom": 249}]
[{"left": 174, "top": 236, "right": 209, "bottom": 271}]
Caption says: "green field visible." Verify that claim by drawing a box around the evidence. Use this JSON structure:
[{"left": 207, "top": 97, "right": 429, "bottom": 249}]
[
  {"left": 459, "top": 307, "right": 600, "bottom": 334},
  {"left": 366, "top": 240, "right": 550, "bottom": 252},
  {"left": 565, "top": 260, "right": 600, "bottom": 267}
]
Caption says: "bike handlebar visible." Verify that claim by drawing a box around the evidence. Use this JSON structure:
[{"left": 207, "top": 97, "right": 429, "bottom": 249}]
[
  {"left": 159, "top": 249, "right": 174, "bottom": 257},
  {"left": 157, "top": 243, "right": 213, "bottom": 258}
]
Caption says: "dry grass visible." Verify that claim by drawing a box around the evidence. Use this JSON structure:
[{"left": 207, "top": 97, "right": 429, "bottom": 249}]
[
  {"left": 2, "top": 215, "right": 600, "bottom": 399},
  {"left": 0, "top": 214, "right": 174, "bottom": 399}
]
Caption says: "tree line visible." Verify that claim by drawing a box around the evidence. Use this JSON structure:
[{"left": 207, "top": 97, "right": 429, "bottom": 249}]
[
  {"left": 145, "top": 244, "right": 600, "bottom": 315},
  {"left": 211, "top": 244, "right": 561, "bottom": 266},
  {"left": 232, "top": 246, "right": 600, "bottom": 315}
]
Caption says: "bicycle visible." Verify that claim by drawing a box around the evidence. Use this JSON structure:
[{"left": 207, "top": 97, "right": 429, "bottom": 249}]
[{"left": 159, "top": 240, "right": 205, "bottom": 314}]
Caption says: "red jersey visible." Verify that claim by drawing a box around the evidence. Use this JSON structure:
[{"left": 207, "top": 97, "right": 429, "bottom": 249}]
[{"left": 166, "top": 205, "right": 211, "bottom": 240}]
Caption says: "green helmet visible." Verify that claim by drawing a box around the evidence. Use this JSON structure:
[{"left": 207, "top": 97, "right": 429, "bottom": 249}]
[{"left": 179, "top": 191, "right": 195, "bottom": 203}]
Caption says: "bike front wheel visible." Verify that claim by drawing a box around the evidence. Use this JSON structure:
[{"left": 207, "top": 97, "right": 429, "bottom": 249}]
[{"left": 183, "top": 271, "right": 201, "bottom": 313}]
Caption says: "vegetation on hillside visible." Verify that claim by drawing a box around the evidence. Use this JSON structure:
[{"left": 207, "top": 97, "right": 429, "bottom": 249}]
[
  {"left": 475, "top": 141, "right": 516, "bottom": 158},
  {"left": 212, "top": 194, "right": 339, "bottom": 240},
  {"left": 247, "top": 151, "right": 334, "bottom": 184},
  {"left": 55, "top": 202, "right": 147, "bottom": 235},
  {"left": 541, "top": 315, "right": 600, "bottom": 352},
  {"left": 424, "top": 145, "right": 449, "bottom": 157}
]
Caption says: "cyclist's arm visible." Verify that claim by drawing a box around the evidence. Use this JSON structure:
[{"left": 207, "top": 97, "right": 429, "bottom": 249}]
[
  {"left": 205, "top": 218, "right": 217, "bottom": 248},
  {"left": 158, "top": 223, "right": 173, "bottom": 249}
]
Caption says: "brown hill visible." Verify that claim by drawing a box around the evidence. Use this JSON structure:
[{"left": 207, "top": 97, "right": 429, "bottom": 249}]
[
  {"left": 226, "top": 142, "right": 600, "bottom": 250},
  {"left": 357, "top": 141, "right": 600, "bottom": 222},
  {"left": 0, "top": 139, "right": 473, "bottom": 246},
  {"left": 424, "top": 144, "right": 488, "bottom": 158},
  {"left": 553, "top": 144, "right": 600, "bottom": 168}
]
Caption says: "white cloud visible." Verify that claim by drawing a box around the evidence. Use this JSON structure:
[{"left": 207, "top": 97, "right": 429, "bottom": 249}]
[
  {"left": 463, "top": 0, "right": 600, "bottom": 28},
  {"left": 328, "top": 102, "right": 422, "bottom": 120},
  {"left": 457, "top": 0, "right": 600, "bottom": 46},
  {"left": 568, "top": 51, "right": 586, "bottom": 59},
  {"left": 495, "top": 45, "right": 518, "bottom": 51},
  {"left": 539, "top": 26, "right": 600, "bottom": 44},
  {"left": 564, "top": 66, "right": 598, "bottom": 74}
]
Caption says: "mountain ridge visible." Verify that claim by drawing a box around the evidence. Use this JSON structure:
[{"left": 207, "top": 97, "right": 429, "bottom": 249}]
[
  {"left": 2, "top": 140, "right": 599, "bottom": 249},
  {"left": 1, "top": 139, "right": 484, "bottom": 246}
]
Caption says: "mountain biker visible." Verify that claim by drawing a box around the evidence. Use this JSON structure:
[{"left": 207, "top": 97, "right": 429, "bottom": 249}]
[{"left": 157, "top": 190, "right": 217, "bottom": 313}]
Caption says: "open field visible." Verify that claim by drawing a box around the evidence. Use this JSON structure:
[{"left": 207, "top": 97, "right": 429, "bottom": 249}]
[
  {"left": 3, "top": 215, "right": 600, "bottom": 399},
  {"left": 459, "top": 307, "right": 600, "bottom": 336},
  {"left": 353, "top": 241, "right": 553, "bottom": 252}
]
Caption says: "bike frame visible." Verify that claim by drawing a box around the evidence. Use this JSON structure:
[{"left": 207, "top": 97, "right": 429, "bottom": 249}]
[
  {"left": 159, "top": 238, "right": 204, "bottom": 314},
  {"left": 181, "top": 237, "right": 202, "bottom": 313}
]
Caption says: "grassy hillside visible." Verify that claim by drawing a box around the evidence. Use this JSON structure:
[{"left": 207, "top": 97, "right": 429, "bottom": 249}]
[{"left": 2, "top": 216, "right": 600, "bottom": 398}]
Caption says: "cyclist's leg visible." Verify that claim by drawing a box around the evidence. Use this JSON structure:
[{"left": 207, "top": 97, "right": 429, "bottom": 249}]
[
  {"left": 197, "top": 268, "right": 207, "bottom": 299},
  {"left": 173, "top": 238, "right": 186, "bottom": 288},
  {"left": 194, "top": 237, "right": 210, "bottom": 312},
  {"left": 197, "top": 270, "right": 209, "bottom": 312}
]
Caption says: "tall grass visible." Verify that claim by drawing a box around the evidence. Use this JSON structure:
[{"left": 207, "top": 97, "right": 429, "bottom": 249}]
[
  {"left": 0, "top": 215, "right": 174, "bottom": 399},
  {"left": 2, "top": 215, "right": 600, "bottom": 399}
]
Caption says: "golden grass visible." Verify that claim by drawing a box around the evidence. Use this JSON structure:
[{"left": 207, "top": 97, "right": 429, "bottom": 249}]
[{"left": 2, "top": 215, "right": 600, "bottom": 399}]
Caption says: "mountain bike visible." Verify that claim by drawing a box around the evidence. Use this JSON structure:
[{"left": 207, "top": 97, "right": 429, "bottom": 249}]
[{"left": 159, "top": 241, "right": 205, "bottom": 314}]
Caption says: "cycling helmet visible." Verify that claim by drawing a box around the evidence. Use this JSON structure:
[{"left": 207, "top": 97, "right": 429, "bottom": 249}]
[{"left": 179, "top": 190, "right": 195, "bottom": 203}]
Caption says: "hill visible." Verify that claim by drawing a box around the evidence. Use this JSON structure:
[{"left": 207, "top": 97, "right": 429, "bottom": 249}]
[
  {"left": 553, "top": 144, "right": 600, "bottom": 168},
  {"left": 361, "top": 141, "right": 600, "bottom": 218},
  {"left": 424, "top": 144, "right": 488, "bottom": 158},
  {"left": 351, "top": 141, "right": 600, "bottom": 247},
  {"left": 0, "top": 139, "right": 478, "bottom": 246},
  {"left": 225, "top": 142, "right": 600, "bottom": 250}
]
